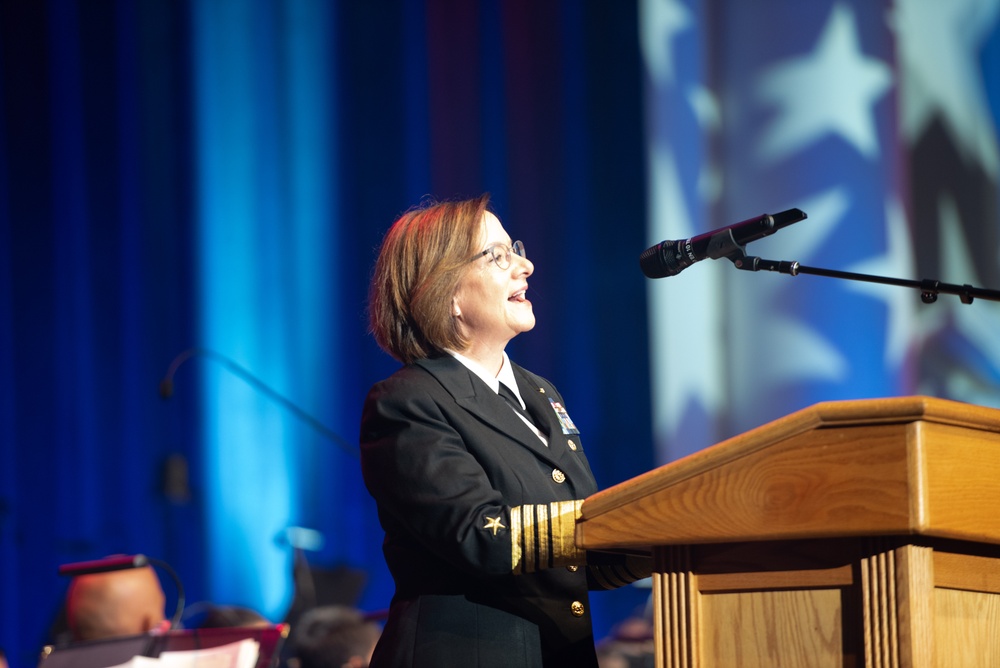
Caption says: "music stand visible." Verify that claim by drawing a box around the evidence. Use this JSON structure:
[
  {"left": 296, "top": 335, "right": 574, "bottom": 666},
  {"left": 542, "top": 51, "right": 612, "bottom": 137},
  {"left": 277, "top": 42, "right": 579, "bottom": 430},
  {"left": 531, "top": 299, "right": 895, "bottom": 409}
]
[
  {"left": 37, "top": 625, "right": 288, "bottom": 668},
  {"left": 37, "top": 634, "right": 154, "bottom": 668}
]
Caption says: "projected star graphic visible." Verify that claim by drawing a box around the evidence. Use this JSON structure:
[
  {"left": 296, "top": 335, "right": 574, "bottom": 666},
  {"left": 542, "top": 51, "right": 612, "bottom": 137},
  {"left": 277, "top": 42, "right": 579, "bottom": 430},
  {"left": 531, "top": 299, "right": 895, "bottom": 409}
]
[
  {"left": 642, "top": 0, "right": 1000, "bottom": 461},
  {"left": 756, "top": 4, "right": 892, "bottom": 162}
]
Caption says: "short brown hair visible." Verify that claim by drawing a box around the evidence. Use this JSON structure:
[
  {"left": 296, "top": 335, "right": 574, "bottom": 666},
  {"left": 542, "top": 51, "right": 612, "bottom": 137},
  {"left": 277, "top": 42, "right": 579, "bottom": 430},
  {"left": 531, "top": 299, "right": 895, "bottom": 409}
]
[{"left": 369, "top": 195, "right": 490, "bottom": 363}]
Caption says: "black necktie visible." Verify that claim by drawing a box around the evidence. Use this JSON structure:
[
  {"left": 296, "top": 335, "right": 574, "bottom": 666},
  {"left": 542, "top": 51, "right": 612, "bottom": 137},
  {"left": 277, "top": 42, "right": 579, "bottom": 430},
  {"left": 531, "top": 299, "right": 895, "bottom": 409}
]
[
  {"left": 500, "top": 383, "right": 549, "bottom": 444},
  {"left": 498, "top": 383, "right": 532, "bottom": 423}
]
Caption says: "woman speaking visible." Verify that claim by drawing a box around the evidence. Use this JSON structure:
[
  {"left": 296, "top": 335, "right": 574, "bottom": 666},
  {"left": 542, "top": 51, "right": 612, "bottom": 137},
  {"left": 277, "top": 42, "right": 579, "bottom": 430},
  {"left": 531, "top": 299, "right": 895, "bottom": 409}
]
[{"left": 360, "top": 195, "right": 649, "bottom": 667}]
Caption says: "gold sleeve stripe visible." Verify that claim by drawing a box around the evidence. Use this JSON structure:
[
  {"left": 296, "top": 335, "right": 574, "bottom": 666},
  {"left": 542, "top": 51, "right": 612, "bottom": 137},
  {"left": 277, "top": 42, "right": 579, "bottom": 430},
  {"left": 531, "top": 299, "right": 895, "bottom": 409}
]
[
  {"left": 509, "top": 500, "right": 584, "bottom": 574},
  {"left": 510, "top": 505, "right": 523, "bottom": 573},
  {"left": 550, "top": 500, "right": 584, "bottom": 567},
  {"left": 536, "top": 502, "right": 549, "bottom": 571}
]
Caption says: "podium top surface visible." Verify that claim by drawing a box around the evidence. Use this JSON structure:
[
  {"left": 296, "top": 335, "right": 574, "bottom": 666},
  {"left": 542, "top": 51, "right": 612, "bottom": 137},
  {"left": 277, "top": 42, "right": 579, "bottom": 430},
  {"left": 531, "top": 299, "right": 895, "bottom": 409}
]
[{"left": 578, "top": 396, "right": 1000, "bottom": 550}]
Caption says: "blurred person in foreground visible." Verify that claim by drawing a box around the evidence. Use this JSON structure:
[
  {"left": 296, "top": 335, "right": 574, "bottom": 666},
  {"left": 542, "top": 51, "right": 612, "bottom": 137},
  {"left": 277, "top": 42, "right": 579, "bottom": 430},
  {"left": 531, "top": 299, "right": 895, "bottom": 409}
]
[
  {"left": 595, "top": 610, "right": 656, "bottom": 668},
  {"left": 360, "top": 195, "right": 650, "bottom": 667},
  {"left": 65, "top": 565, "right": 167, "bottom": 641},
  {"left": 195, "top": 604, "right": 271, "bottom": 629},
  {"left": 289, "top": 605, "right": 380, "bottom": 668}
]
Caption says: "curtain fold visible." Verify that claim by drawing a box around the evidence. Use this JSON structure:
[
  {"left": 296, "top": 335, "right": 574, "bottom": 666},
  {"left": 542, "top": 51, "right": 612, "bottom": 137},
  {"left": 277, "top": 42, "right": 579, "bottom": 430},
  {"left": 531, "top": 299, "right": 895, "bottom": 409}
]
[{"left": 0, "top": 2, "right": 651, "bottom": 662}]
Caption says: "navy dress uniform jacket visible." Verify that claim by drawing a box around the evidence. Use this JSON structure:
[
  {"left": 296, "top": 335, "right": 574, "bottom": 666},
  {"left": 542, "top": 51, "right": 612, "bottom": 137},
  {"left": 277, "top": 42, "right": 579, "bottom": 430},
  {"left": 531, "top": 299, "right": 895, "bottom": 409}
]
[{"left": 360, "top": 355, "right": 648, "bottom": 668}]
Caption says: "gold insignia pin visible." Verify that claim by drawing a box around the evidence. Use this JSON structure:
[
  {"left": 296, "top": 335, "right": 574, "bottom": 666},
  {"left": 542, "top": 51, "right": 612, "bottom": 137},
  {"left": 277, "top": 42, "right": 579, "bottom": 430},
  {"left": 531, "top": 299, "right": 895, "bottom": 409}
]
[{"left": 483, "top": 516, "right": 506, "bottom": 536}]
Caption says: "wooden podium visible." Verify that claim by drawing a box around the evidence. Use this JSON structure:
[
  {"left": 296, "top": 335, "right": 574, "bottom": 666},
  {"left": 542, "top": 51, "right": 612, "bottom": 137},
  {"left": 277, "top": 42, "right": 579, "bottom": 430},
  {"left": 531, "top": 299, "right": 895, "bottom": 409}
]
[{"left": 577, "top": 396, "right": 1000, "bottom": 668}]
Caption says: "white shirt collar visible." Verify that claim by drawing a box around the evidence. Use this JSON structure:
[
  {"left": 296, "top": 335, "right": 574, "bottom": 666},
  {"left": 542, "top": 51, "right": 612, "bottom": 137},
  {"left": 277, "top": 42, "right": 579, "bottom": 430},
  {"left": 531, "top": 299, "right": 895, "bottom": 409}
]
[
  {"left": 445, "top": 349, "right": 546, "bottom": 446},
  {"left": 446, "top": 349, "right": 526, "bottom": 410}
]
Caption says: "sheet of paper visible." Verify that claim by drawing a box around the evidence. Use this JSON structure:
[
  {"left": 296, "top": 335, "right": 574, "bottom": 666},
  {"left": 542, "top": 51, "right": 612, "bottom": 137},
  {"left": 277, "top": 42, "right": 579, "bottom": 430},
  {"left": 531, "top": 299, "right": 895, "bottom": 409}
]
[
  {"left": 147, "top": 639, "right": 259, "bottom": 668},
  {"left": 104, "top": 657, "right": 162, "bottom": 668}
]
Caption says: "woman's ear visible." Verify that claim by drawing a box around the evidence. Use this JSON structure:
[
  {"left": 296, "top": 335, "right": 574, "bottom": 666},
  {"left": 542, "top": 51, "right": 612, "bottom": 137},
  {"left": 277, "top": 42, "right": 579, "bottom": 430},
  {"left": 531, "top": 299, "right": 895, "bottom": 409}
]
[{"left": 452, "top": 298, "right": 461, "bottom": 318}]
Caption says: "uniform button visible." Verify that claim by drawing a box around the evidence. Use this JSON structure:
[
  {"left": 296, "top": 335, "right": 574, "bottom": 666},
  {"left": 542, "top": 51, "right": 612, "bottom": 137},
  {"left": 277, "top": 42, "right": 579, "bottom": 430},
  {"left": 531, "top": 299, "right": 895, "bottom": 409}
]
[
  {"left": 571, "top": 601, "right": 585, "bottom": 617},
  {"left": 566, "top": 565, "right": 579, "bottom": 572},
  {"left": 567, "top": 439, "right": 577, "bottom": 451},
  {"left": 551, "top": 468, "right": 566, "bottom": 483}
]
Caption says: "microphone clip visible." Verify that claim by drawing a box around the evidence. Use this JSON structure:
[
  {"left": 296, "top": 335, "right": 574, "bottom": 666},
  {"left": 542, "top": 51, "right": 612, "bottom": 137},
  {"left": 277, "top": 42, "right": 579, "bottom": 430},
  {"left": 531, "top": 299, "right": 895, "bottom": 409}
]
[
  {"left": 706, "top": 228, "right": 764, "bottom": 271},
  {"left": 706, "top": 228, "right": 748, "bottom": 263}
]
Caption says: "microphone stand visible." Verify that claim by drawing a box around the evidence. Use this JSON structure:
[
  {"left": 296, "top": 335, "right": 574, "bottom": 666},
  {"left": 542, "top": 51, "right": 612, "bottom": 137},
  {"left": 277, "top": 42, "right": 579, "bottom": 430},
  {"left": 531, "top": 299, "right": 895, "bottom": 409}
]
[
  {"left": 160, "top": 347, "right": 359, "bottom": 459},
  {"left": 714, "top": 231, "right": 1000, "bottom": 304}
]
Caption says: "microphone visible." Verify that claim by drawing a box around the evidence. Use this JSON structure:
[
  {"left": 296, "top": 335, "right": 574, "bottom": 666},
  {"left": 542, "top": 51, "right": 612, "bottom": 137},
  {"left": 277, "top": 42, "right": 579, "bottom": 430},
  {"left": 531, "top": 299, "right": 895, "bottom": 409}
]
[{"left": 639, "top": 208, "right": 807, "bottom": 278}]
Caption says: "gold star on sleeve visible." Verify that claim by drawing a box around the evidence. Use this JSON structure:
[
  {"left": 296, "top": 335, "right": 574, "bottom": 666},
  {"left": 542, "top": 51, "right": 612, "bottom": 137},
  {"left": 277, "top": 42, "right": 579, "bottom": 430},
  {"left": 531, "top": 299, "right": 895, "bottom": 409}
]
[{"left": 483, "top": 516, "right": 506, "bottom": 536}]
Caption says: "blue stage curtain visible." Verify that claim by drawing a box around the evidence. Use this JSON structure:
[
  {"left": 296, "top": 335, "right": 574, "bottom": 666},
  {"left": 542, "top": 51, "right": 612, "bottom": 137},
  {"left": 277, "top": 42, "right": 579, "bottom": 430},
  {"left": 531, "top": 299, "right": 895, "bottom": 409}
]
[
  {"left": 0, "top": 0, "right": 205, "bottom": 662},
  {"left": 6, "top": 1, "right": 1000, "bottom": 665},
  {"left": 0, "top": 1, "right": 652, "bottom": 663}
]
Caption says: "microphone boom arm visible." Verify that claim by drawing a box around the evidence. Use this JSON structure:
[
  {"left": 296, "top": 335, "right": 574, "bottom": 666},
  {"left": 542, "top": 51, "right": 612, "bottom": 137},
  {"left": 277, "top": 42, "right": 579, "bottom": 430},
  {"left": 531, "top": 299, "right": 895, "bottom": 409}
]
[
  {"left": 729, "top": 251, "right": 1000, "bottom": 304},
  {"left": 160, "top": 348, "right": 360, "bottom": 458}
]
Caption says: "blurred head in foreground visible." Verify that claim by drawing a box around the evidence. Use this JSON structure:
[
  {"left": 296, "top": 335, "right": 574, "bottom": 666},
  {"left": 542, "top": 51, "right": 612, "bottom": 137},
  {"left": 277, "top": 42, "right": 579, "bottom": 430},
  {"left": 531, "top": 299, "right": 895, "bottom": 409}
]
[{"left": 65, "top": 565, "right": 166, "bottom": 641}]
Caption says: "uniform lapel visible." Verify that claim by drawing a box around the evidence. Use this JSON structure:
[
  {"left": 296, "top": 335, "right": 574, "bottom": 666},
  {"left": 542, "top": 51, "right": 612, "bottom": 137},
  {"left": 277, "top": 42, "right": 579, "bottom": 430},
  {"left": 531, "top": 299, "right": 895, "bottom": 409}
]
[{"left": 416, "top": 356, "right": 563, "bottom": 466}]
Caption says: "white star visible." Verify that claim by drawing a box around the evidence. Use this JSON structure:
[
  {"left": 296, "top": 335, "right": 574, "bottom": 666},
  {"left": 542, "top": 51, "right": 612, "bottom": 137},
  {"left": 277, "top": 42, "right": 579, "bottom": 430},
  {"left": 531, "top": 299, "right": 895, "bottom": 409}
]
[
  {"left": 755, "top": 3, "right": 893, "bottom": 162},
  {"left": 646, "top": 149, "right": 725, "bottom": 449},
  {"left": 912, "top": 194, "right": 1000, "bottom": 406},
  {"left": 843, "top": 197, "right": 924, "bottom": 370},
  {"left": 759, "top": 315, "right": 849, "bottom": 385},
  {"left": 938, "top": 196, "right": 1000, "bottom": 374},
  {"left": 639, "top": 0, "right": 693, "bottom": 86},
  {"left": 720, "top": 189, "right": 854, "bottom": 431},
  {"left": 729, "top": 188, "right": 852, "bottom": 393},
  {"left": 757, "top": 188, "right": 850, "bottom": 261},
  {"left": 891, "top": 0, "right": 1000, "bottom": 176},
  {"left": 688, "top": 86, "right": 723, "bottom": 202}
]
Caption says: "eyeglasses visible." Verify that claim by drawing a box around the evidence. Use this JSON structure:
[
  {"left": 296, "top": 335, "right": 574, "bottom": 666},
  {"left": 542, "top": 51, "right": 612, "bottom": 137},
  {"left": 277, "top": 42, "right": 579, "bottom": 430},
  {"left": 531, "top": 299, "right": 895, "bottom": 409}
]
[{"left": 470, "top": 240, "right": 526, "bottom": 270}]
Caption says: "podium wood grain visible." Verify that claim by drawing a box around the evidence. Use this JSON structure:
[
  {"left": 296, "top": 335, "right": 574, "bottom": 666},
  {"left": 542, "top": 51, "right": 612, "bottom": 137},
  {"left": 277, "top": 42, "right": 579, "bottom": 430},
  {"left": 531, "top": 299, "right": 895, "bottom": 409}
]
[{"left": 578, "top": 397, "right": 1000, "bottom": 667}]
